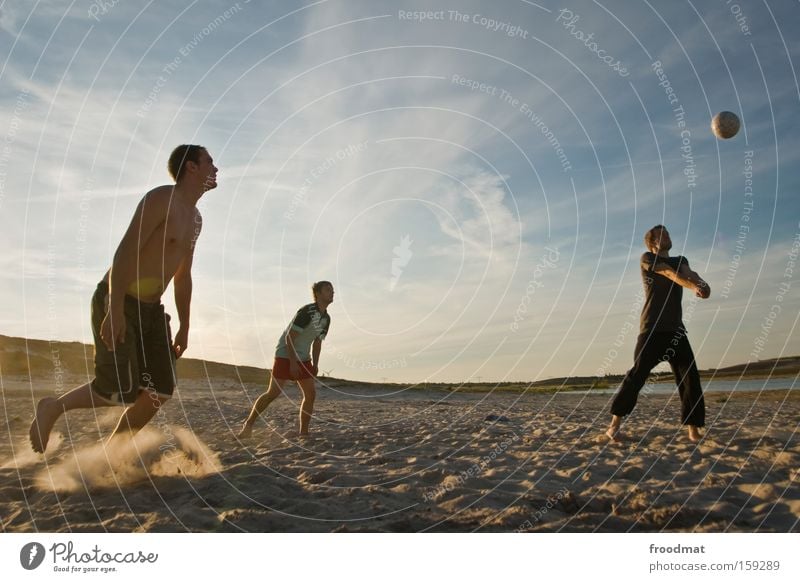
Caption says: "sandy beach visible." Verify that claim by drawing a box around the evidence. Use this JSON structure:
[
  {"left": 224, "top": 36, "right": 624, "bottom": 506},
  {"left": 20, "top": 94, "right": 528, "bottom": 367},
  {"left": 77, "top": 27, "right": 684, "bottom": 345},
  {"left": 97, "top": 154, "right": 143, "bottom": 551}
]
[{"left": 1, "top": 378, "right": 798, "bottom": 532}]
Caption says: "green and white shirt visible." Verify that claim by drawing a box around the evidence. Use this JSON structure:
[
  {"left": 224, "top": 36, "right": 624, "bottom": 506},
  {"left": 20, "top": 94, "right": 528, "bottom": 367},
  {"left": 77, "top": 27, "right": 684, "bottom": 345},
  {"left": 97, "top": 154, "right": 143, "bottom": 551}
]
[{"left": 275, "top": 303, "right": 331, "bottom": 361}]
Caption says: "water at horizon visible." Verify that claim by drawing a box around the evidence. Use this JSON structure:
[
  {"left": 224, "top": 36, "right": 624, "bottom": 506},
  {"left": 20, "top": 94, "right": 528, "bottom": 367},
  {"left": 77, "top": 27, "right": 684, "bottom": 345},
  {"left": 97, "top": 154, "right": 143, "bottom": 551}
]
[
  {"left": 318, "top": 376, "right": 798, "bottom": 401},
  {"left": 549, "top": 376, "right": 799, "bottom": 396}
]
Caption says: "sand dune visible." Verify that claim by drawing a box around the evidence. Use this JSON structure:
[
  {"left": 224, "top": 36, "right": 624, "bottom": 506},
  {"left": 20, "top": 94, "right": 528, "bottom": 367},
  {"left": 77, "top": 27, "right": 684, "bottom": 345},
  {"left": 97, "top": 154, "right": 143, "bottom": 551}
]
[{"left": 1, "top": 380, "right": 798, "bottom": 532}]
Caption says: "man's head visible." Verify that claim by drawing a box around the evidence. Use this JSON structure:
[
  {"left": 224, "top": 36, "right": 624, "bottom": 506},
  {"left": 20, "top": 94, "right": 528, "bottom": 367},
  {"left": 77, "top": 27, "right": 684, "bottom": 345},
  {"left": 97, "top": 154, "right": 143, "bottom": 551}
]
[
  {"left": 312, "top": 281, "right": 334, "bottom": 305},
  {"left": 168, "top": 145, "right": 218, "bottom": 190},
  {"left": 644, "top": 225, "right": 672, "bottom": 254}
]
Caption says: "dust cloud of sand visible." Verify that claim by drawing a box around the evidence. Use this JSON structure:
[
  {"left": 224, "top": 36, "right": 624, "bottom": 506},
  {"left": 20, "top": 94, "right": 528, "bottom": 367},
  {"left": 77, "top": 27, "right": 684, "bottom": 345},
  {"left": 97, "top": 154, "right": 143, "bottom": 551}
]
[
  {"left": 1, "top": 432, "right": 65, "bottom": 469},
  {"left": 34, "top": 426, "right": 221, "bottom": 492}
]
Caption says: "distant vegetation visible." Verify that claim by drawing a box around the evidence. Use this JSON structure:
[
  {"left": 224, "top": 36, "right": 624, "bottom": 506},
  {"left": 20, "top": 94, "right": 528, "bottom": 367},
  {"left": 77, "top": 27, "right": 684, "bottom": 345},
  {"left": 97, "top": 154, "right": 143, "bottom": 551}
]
[
  {"left": 0, "top": 334, "right": 265, "bottom": 385},
  {"left": 1, "top": 334, "right": 797, "bottom": 393}
]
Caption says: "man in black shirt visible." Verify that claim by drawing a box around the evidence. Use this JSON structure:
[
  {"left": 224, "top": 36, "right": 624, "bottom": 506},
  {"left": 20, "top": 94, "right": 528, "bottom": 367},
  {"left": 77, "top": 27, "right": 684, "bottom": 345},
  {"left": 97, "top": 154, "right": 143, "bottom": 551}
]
[{"left": 606, "top": 225, "right": 710, "bottom": 443}]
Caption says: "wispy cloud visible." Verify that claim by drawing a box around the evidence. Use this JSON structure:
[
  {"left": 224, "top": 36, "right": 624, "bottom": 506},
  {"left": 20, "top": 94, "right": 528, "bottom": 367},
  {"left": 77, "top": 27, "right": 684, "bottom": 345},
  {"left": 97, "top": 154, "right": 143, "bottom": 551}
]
[{"left": 1, "top": 1, "right": 798, "bottom": 382}]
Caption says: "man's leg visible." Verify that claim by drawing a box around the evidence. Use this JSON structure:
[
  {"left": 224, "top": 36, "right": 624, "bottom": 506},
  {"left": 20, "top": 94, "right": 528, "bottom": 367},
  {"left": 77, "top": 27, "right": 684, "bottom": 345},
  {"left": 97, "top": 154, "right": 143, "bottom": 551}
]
[
  {"left": 117, "top": 303, "right": 176, "bottom": 440},
  {"left": 297, "top": 377, "right": 316, "bottom": 436},
  {"left": 30, "top": 282, "right": 134, "bottom": 453},
  {"left": 607, "top": 332, "right": 669, "bottom": 440},
  {"left": 109, "top": 389, "right": 170, "bottom": 439},
  {"left": 237, "top": 376, "right": 286, "bottom": 438},
  {"left": 29, "top": 382, "right": 117, "bottom": 453},
  {"left": 605, "top": 414, "right": 623, "bottom": 442},
  {"left": 668, "top": 332, "right": 705, "bottom": 442}
]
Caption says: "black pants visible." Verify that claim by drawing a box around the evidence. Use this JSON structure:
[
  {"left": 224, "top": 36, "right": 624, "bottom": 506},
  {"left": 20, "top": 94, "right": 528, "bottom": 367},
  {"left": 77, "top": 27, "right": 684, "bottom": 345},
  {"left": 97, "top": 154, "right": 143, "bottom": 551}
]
[{"left": 611, "top": 331, "right": 705, "bottom": 426}]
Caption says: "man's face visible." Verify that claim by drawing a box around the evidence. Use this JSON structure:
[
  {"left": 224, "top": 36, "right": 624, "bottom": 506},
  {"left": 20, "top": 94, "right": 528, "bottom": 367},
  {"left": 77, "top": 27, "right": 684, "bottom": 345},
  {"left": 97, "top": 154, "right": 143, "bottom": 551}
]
[
  {"left": 319, "top": 284, "right": 335, "bottom": 304},
  {"left": 652, "top": 228, "right": 672, "bottom": 252},
  {"left": 193, "top": 149, "right": 218, "bottom": 190}
]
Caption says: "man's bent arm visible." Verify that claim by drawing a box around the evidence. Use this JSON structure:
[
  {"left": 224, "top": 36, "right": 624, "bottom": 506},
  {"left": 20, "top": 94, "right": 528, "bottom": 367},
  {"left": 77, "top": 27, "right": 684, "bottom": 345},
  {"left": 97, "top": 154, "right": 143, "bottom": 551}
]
[
  {"left": 679, "top": 263, "right": 710, "bottom": 297},
  {"left": 678, "top": 263, "right": 709, "bottom": 287},
  {"left": 653, "top": 263, "right": 709, "bottom": 296}
]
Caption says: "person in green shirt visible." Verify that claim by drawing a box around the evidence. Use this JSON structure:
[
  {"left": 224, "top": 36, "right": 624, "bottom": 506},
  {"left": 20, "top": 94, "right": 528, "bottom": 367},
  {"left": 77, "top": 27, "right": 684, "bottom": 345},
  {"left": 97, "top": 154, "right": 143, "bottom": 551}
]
[{"left": 238, "top": 281, "right": 333, "bottom": 439}]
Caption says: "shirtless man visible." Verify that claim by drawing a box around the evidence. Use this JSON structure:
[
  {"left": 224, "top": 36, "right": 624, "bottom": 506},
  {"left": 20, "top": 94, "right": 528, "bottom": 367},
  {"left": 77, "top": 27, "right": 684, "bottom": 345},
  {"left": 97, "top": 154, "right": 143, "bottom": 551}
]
[
  {"left": 237, "top": 281, "right": 333, "bottom": 439},
  {"left": 29, "top": 145, "right": 217, "bottom": 453},
  {"left": 606, "top": 225, "right": 710, "bottom": 443}
]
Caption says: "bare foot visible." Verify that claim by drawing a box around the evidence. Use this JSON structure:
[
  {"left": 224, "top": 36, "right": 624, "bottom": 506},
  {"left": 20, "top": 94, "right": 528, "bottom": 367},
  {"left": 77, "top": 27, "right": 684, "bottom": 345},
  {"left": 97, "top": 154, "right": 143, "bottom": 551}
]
[
  {"left": 29, "top": 397, "right": 61, "bottom": 453},
  {"left": 236, "top": 424, "right": 252, "bottom": 439},
  {"left": 604, "top": 428, "right": 623, "bottom": 443},
  {"left": 605, "top": 415, "right": 622, "bottom": 443},
  {"left": 688, "top": 426, "right": 702, "bottom": 443}
]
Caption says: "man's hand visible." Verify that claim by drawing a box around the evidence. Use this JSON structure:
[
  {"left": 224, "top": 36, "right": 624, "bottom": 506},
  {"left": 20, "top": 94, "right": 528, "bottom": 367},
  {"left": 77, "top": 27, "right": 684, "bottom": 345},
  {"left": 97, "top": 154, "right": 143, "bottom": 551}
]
[
  {"left": 695, "top": 280, "right": 711, "bottom": 299},
  {"left": 100, "top": 309, "right": 126, "bottom": 351},
  {"left": 311, "top": 363, "right": 319, "bottom": 377},
  {"left": 173, "top": 327, "right": 189, "bottom": 358}
]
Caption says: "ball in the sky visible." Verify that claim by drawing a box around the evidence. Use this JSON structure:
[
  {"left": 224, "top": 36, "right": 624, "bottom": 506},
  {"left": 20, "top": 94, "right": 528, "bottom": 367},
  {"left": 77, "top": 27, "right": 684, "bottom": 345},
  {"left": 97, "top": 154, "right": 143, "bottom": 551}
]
[{"left": 711, "top": 111, "right": 740, "bottom": 139}]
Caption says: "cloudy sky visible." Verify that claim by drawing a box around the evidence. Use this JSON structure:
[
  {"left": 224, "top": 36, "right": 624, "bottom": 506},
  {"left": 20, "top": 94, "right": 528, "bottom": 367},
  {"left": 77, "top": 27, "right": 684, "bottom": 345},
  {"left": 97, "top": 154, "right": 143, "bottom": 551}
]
[{"left": 1, "top": 0, "right": 798, "bottom": 384}]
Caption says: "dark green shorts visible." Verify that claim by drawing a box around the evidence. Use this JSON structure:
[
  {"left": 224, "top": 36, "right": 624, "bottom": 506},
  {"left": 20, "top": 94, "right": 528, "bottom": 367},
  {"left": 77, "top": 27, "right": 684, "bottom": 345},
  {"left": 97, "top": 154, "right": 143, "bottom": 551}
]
[{"left": 90, "top": 281, "right": 176, "bottom": 405}]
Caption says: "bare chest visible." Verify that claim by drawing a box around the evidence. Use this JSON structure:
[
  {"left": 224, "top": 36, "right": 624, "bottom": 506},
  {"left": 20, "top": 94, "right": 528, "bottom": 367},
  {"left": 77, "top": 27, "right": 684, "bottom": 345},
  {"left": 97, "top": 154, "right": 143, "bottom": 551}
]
[{"left": 154, "top": 207, "right": 200, "bottom": 253}]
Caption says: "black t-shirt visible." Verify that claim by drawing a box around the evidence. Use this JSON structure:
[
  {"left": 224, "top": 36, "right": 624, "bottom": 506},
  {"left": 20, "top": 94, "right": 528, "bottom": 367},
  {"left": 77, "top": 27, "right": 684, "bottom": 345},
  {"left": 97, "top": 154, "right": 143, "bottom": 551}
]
[{"left": 640, "top": 252, "right": 688, "bottom": 333}]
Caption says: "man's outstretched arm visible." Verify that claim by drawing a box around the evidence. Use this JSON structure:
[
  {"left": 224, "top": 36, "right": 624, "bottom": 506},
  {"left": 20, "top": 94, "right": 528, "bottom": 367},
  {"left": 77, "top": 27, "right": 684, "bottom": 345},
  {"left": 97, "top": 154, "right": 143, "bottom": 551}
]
[
  {"left": 652, "top": 262, "right": 710, "bottom": 298},
  {"left": 679, "top": 263, "right": 711, "bottom": 298}
]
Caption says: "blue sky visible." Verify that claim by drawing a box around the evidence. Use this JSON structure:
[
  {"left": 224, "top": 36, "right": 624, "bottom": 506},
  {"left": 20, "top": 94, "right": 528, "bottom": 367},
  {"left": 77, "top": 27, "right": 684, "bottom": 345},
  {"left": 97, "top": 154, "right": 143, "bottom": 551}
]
[{"left": 1, "top": 0, "right": 798, "bottom": 383}]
